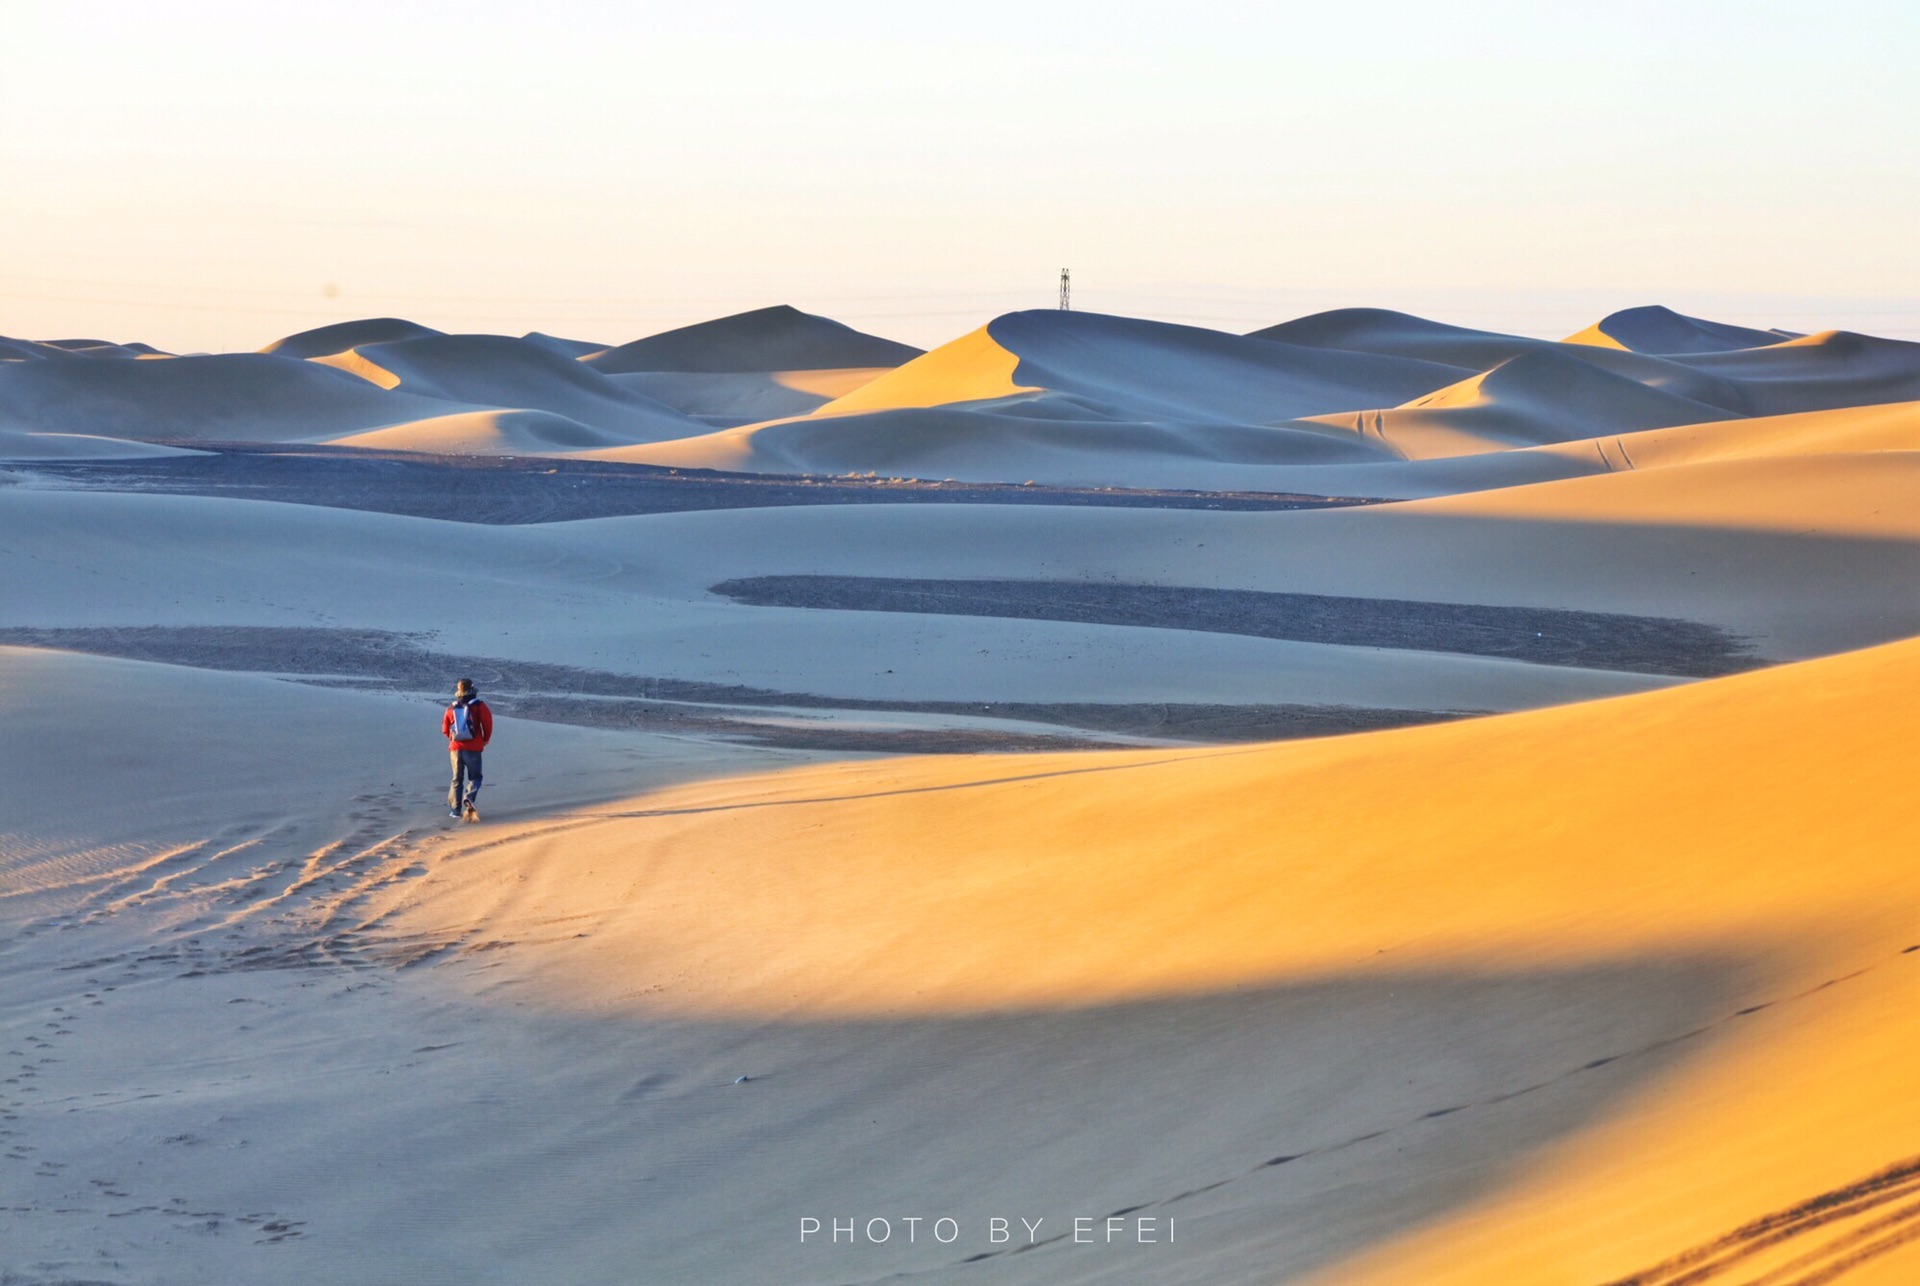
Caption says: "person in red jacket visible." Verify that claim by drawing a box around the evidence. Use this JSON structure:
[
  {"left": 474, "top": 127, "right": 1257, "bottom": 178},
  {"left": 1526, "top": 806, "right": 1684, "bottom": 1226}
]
[{"left": 442, "top": 677, "right": 493, "bottom": 822}]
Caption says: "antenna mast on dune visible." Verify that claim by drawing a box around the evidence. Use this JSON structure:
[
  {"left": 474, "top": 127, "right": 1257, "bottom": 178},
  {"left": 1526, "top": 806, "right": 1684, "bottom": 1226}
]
[{"left": 1058, "top": 268, "right": 1071, "bottom": 311}]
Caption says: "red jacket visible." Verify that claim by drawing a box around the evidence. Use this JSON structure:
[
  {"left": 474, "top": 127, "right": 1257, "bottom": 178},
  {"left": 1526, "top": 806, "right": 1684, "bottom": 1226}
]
[{"left": 443, "top": 699, "right": 493, "bottom": 752}]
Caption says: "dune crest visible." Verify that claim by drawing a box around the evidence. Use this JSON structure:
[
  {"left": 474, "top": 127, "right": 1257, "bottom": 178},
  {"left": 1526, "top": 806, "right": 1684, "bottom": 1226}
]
[
  {"left": 1249, "top": 306, "right": 1541, "bottom": 369},
  {"left": 1564, "top": 304, "right": 1792, "bottom": 354},
  {"left": 261, "top": 316, "right": 445, "bottom": 360},
  {"left": 585, "top": 304, "right": 923, "bottom": 375}
]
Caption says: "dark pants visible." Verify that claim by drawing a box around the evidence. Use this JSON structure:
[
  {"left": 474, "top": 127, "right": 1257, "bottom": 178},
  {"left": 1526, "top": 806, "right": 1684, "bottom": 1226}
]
[{"left": 449, "top": 749, "right": 483, "bottom": 809}]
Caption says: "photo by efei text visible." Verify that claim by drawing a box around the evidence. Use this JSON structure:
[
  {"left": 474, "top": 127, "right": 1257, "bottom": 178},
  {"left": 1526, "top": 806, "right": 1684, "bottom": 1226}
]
[{"left": 799, "top": 1215, "right": 1175, "bottom": 1245}]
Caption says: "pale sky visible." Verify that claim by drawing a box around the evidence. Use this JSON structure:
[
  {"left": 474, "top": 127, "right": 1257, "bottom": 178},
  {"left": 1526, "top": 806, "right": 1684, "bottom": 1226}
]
[{"left": 3, "top": 0, "right": 1917, "bottom": 351}]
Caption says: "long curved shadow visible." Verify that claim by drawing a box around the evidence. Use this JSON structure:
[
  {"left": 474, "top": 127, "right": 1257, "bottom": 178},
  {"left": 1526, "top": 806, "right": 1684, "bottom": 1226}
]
[{"left": 20, "top": 927, "right": 1755, "bottom": 1284}]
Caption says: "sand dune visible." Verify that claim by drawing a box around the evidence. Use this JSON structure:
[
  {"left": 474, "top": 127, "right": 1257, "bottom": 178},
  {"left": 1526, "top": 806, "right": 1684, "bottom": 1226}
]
[
  {"left": 1412, "top": 447, "right": 1920, "bottom": 539},
  {"left": 1564, "top": 304, "right": 1793, "bottom": 354},
  {"left": 261, "top": 316, "right": 446, "bottom": 359},
  {"left": 584, "top": 304, "right": 923, "bottom": 375},
  {"left": 133, "top": 615, "right": 1920, "bottom": 1282},
  {"left": 374, "top": 618, "right": 1920, "bottom": 1011},
  {"left": 1248, "top": 309, "right": 1758, "bottom": 410},
  {"left": 46, "top": 337, "right": 169, "bottom": 357},
  {"left": 1669, "top": 329, "right": 1920, "bottom": 415},
  {"left": 1295, "top": 331, "right": 1920, "bottom": 464},
  {"left": 1301, "top": 347, "right": 1742, "bottom": 459},
  {"left": 806, "top": 322, "right": 1039, "bottom": 414},
  {"left": 0, "top": 351, "right": 458, "bottom": 443},
  {"left": 311, "top": 333, "right": 704, "bottom": 442}
]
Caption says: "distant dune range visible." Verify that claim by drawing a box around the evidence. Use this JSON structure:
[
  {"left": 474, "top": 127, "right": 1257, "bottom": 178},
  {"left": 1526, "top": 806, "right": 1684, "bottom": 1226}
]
[
  {"left": 8, "top": 302, "right": 1920, "bottom": 488},
  {"left": 11, "top": 300, "right": 1920, "bottom": 1282}
]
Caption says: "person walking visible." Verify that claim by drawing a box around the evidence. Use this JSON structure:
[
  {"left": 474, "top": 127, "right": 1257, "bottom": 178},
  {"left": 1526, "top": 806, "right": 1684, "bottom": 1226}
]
[{"left": 443, "top": 677, "right": 493, "bottom": 822}]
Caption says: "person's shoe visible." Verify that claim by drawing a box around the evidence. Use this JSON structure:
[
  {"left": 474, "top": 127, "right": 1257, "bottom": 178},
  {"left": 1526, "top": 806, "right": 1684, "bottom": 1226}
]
[
  {"left": 449, "top": 808, "right": 463, "bottom": 818},
  {"left": 463, "top": 803, "right": 480, "bottom": 823}
]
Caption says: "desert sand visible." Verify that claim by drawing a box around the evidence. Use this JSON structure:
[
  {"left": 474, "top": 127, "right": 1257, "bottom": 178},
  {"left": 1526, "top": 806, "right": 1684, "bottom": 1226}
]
[{"left": 7, "top": 301, "right": 1920, "bottom": 1283}]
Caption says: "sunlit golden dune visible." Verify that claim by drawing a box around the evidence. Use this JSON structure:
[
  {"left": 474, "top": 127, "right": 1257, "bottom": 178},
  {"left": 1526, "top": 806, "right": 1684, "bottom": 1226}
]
[
  {"left": 369, "top": 632, "right": 1920, "bottom": 1283},
  {"left": 1411, "top": 449, "right": 1920, "bottom": 537},
  {"left": 810, "top": 323, "right": 1038, "bottom": 415}
]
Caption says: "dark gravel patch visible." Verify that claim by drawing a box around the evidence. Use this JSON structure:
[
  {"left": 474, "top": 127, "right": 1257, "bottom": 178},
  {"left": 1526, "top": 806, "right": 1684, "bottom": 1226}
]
[
  {"left": 0, "top": 625, "right": 1470, "bottom": 749},
  {"left": 7, "top": 442, "right": 1380, "bottom": 524},
  {"left": 711, "top": 576, "right": 1762, "bottom": 678}
]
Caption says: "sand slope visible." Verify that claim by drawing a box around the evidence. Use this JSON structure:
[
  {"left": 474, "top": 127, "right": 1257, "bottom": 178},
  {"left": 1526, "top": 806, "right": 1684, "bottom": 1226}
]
[
  {"left": 584, "top": 304, "right": 923, "bottom": 375},
  {"left": 1520, "top": 397, "right": 1920, "bottom": 474},
  {"left": 807, "top": 322, "right": 1040, "bottom": 414}
]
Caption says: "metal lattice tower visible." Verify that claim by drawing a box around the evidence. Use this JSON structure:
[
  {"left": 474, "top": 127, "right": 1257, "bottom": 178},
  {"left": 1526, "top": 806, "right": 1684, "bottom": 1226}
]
[{"left": 1058, "top": 268, "right": 1070, "bottom": 311}]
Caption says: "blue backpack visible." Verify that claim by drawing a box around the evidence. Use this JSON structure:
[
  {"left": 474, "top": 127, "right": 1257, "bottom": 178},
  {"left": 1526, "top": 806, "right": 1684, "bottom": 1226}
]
[{"left": 451, "top": 700, "right": 481, "bottom": 742}]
